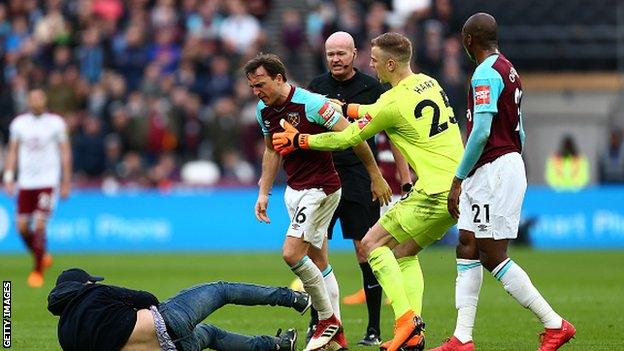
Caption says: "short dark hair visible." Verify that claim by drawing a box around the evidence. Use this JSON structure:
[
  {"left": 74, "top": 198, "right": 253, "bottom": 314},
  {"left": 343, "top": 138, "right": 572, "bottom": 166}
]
[
  {"left": 243, "top": 53, "right": 288, "bottom": 82},
  {"left": 371, "top": 32, "right": 412, "bottom": 63}
]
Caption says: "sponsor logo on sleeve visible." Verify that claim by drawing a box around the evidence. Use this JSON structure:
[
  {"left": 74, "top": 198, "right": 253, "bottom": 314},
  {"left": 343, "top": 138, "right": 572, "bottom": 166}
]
[
  {"left": 318, "top": 102, "right": 336, "bottom": 122},
  {"left": 357, "top": 113, "right": 372, "bottom": 129},
  {"left": 475, "top": 85, "right": 491, "bottom": 105}
]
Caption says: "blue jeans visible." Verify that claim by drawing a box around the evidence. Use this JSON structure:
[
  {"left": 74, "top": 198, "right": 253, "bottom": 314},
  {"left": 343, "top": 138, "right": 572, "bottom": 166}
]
[{"left": 158, "top": 281, "right": 298, "bottom": 351}]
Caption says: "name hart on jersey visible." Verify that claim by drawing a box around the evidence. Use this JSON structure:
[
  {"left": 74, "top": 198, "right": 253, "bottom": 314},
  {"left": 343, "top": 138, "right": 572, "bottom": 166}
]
[{"left": 413, "top": 79, "right": 435, "bottom": 94}]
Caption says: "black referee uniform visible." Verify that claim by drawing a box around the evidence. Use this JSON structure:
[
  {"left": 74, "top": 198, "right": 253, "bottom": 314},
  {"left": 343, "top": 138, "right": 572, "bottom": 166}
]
[
  {"left": 308, "top": 68, "right": 386, "bottom": 340},
  {"left": 308, "top": 69, "right": 385, "bottom": 241}
]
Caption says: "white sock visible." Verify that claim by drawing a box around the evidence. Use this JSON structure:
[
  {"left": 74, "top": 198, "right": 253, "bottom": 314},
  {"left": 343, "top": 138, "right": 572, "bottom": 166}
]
[
  {"left": 322, "top": 265, "right": 341, "bottom": 321},
  {"left": 493, "top": 259, "right": 563, "bottom": 329},
  {"left": 291, "top": 256, "right": 334, "bottom": 320},
  {"left": 453, "top": 259, "right": 483, "bottom": 343}
]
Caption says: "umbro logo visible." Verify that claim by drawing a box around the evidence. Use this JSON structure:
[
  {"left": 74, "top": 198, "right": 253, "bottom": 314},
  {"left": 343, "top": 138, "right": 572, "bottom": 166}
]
[{"left": 478, "top": 224, "right": 488, "bottom": 232}]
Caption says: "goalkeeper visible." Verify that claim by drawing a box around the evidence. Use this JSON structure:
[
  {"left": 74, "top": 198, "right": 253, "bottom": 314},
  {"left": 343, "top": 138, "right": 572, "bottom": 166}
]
[{"left": 273, "top": 32, "right": 464, "bottom": 351}]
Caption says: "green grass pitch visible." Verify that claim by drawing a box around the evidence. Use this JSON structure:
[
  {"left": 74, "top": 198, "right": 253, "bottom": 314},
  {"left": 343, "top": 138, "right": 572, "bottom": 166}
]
[{"left": 2, "top": 247, "right": 623, "bottom": 350}]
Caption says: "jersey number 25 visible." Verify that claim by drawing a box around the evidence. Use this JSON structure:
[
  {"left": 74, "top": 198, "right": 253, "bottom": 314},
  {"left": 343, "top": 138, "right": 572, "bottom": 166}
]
[{"left": 414, "top": 90, "right": 457, "bottom": 137}]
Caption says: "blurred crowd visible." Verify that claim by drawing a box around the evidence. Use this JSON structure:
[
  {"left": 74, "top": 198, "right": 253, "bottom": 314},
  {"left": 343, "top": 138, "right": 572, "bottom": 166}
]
[{"left": 0, "top": 0, "right": 469, "bottom": 190}]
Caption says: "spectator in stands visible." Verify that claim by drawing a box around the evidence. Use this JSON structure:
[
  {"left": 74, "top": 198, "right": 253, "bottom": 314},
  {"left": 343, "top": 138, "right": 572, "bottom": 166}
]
[
  {"left": 33, "top": 0, "right": 69, "bottom": 45},
  {"left": 103, "top": 134, "right": 123, "bottom": 177},
  {"left": 440, "top": 37, "right": 467, "bottom": 130},
  {"left": 220, "top": 149, "right": 255, "bottom": 184},
  {"left": 281, "top": 9, "right": 305, "bottom": 73},
  {"left": 417, "top": 19, "right": 444, "bottom": 77},
  {"left": 0, "top": 0, "right": 470, "bottom": 189},
  {"left": 545, "top": 134, "right": 590, "bottom": 191},
  {"left": 151, "top": 0, "right": 178, "bottom": 29},
  {"left": 113, "top": 25, "right": 149, "bottom": 92},
  {"left": 204, "top": 55, "right": 234, "bottom": 104},
  {"left": 177, "top": 92, "right": 206, "bottom": 162},
  {"left": 5, "top": 16, "right": 30, "bottom": 55},
  {"left": 77, "top": 26, "right": 105, "bottom": 84},
  {"left": 219, "top": 0, "right": 263, "bottom": 56},
  {"left": 124, "top": 91, "right": 149, "bottom": 152},
  {"left": 0, "top": 4, "right": 13, "bottom": 40},
  {"left": 73, "top": 115, "right": 106, "bottom": 179},
  {"left": 50, "top": 45, "right": 74, "bottom": 73},
  {"left": 205, "top": 96, "right": 241, "bottom": 166},
  {"left": 185, "top": 0, "right": 223, "bottom": 41},
  {"left": 389, "top": 0, "right": 431, "bottom": 28},
  {"left": 149, "top": 29, "right": 181, "bottom": 74},
  {"left": 599, "top": 129, "right": 624, "bottom": 183},
  {"left": 147, "top": 152, "right": 179, "bottom": 190},
  {"left": 117, "top": 151, "right": 147, "bottom": 187}
]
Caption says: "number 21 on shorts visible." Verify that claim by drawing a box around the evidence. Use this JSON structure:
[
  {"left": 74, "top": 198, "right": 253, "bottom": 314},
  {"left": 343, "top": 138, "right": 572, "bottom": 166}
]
[{"left": 471, "top": 203, "right": 490, "bottom": 224}]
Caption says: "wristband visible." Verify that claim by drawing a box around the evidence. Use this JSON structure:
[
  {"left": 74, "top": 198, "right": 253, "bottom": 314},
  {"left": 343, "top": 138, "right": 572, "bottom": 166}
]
[
  {"left": 298, "top": 134, "right": 309, "bottom": 149},
  {"left": 294, "top": 133, "right": 310, "bottom": 149},
  {"left": 346, "top": 104, "right": 361, "bottom": 119},
  {"left": 3, "top": 170, "right": 14, "bottom": 183}
]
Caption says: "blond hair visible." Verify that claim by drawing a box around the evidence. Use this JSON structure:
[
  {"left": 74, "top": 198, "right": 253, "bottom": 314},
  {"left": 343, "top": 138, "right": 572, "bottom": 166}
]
[{"left": 371, "top": 32, "right": 412, "bottom": 63}]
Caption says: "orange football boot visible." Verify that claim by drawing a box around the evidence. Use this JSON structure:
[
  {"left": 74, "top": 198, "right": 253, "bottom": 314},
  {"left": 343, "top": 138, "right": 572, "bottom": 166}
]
[
  {"left": 27, "top": 271, "right": 44, "bottom": 288},
  {"left": 342, "top": 288, "right": 366, "bottom": 305}
]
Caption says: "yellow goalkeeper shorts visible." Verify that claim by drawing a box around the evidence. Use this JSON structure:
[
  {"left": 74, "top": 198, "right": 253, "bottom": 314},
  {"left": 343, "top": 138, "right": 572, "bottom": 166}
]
[{"left": 380, "top": 189, "right": 456, "bottom": 248}]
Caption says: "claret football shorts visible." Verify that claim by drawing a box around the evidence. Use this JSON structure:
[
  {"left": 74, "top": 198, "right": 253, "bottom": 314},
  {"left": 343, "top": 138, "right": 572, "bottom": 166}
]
[
  {"left": 17, "top": 187, "right": 55, "bottom": 219},
  {"left": 284, "top": 186, "right": 341, "bottom": 249},
  {"left": 458, "top": 152, "right": 527, "bottom": 239}
]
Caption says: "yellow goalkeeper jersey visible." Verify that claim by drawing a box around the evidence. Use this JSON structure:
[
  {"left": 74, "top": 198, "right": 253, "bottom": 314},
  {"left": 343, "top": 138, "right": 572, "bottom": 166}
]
[{"left": 309, "top": 73, "right": 464, "bottom": 195}]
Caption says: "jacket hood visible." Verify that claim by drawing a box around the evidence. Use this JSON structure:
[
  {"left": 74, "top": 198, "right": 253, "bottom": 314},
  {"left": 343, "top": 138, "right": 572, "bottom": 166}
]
[{"left": 47, "top": 281, "right": 89, "bottom": 316}]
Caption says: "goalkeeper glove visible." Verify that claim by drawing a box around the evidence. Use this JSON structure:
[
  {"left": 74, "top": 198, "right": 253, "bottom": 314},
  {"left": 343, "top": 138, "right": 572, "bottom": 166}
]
[{"left": 272, "top": 119, "right": 310, "bottom": 156}]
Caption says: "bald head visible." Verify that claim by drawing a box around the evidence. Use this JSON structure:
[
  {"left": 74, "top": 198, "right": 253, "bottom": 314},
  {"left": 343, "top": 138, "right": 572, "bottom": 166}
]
[
  {"left": 325, "top": 31, "right": 357, "bottom": 81},
  {"left": 462, "top": 12, "right": 498, "bottom": 47},
  {"left": 325, "top": 31, "right": 355, "bottom": 51}
]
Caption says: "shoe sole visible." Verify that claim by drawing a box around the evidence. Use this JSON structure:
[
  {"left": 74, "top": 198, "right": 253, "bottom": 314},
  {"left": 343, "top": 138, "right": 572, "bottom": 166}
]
[
  {"left": 390, "top": 321, "right": 423, "bottom": 351},
  {"left": 380, "top": 333, "right": 425, "bottom": 351},
  {"left": 326, "top": 340, "right": 348, "bottom": 351}
]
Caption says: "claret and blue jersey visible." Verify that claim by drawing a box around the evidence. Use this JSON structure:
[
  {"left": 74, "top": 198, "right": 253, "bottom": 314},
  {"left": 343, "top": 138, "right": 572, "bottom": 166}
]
[
  {"left": 466, "top": 53, "right": 525, "bottom": 173},
  {"left": 256, "top": 85, "right": 342, "bottom": 193}
]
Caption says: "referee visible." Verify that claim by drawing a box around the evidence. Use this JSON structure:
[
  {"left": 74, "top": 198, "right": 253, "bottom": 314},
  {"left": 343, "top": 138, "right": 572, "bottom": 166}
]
[{"left": 307, "top": 31, "right": 398, "bottom": 347}]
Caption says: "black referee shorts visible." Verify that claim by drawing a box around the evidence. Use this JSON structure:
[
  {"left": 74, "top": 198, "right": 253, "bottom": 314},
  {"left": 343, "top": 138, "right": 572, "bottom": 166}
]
[{"left": 328, "top": 198, "right": 380, "bottom": 240}]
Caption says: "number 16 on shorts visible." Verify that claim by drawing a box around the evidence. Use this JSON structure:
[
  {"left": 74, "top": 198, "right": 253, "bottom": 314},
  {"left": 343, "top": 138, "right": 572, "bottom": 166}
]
[{"left": 291, "top": 206, "right": 307, "bottom": 230}]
